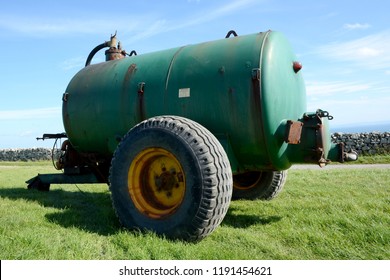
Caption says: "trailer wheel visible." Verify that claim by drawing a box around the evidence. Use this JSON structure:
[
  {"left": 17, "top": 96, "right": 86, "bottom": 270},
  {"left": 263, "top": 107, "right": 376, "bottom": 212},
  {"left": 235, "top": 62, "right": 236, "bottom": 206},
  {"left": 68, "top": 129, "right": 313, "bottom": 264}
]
[
  {"left": 109, "top": 116, "right": 232, "bottom": 241},
  {"left": 232, "top": 170, "right": 287, "bottom": 200}
]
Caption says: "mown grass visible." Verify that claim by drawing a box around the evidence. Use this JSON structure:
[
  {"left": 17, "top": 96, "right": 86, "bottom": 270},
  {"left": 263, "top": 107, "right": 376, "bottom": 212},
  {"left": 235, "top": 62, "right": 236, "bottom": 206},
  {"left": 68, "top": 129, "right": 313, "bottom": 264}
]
[{"left": 0, "top": 161, "right": 388, "bottom": 260}]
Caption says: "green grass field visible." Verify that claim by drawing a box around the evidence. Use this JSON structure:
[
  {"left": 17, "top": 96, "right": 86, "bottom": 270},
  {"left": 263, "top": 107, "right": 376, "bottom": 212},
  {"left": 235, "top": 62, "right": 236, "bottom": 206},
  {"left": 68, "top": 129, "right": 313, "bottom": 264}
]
[{"left": 0, "top": 161, "right": 388, "bottom": 260}]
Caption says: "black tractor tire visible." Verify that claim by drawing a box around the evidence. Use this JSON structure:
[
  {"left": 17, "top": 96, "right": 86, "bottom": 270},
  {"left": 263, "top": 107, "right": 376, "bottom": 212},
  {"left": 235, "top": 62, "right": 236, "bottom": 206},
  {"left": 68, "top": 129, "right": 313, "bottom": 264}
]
[
  {"left": 232, "top": 170, "right": 287, "bottom": 200},
  {"left": 109, "top": 116, "right": 232, "bottom": 241}
]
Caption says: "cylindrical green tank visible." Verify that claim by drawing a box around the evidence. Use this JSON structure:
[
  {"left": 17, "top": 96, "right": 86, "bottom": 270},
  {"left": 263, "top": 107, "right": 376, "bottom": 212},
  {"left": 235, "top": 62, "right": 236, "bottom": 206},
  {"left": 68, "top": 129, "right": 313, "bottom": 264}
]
[{"left": 63, "top": 30, "right": 345, "bottom": 172}]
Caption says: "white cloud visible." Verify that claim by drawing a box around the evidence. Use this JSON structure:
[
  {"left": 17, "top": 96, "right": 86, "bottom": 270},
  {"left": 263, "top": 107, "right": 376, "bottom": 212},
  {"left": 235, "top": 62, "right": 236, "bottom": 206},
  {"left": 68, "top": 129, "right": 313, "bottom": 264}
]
[
  {"left": 317, "top": 30, "right": 390, "bottom": 70},
  {"left": 0, "top": 16, "right": 140, "bottom": 37},
  {"left": 19, "top": 130, "right": 34, "bottom": 137},
  {"left": 305, "top": 78, "right": 390, "bottom": 125},
  {"left": 0, "top": 0, "right": 257, "bottom": 40},
  {"left": 305, "top": 80, "right": 371, "bottom": 96},
  {"left": 0, "top": 107, "right": 61, "bottom": 120},
  {"left": 319, "top": 31, "right": 390, "bottom": 69},
  {"left": 196, "top": 0, "right": 257, "bottom": 26},
  {"left": 60, "top": 56, "right": 85, "bottom": 71},
  {"left": 126, "top": 20, "right": 168, "bottom": 43},
  {"left": 355, "top": 47, "right": 383, "bottom": 57},
  {"left": 121, "top": 0, "right": 258, "bottom": 45},
  {"left": 343, "top": 23, "right": 371, "bottom": 30},
  {"left": 206, "top": 0, "right": 257, "bottom": 19}
]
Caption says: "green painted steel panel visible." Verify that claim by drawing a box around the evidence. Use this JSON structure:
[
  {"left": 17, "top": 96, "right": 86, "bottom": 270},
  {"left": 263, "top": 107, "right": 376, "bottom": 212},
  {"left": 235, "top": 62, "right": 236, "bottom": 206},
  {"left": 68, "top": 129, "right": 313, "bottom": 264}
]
[{"left": 260, "top": 31, "right": 307, "bottom": 170}]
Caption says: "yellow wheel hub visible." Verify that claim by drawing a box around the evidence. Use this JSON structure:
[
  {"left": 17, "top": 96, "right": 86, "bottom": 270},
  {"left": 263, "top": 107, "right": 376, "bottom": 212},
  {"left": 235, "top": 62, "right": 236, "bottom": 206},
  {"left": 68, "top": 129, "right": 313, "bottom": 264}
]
[{"left": 128, "top": 148, "right": 186, "bottom": 219}]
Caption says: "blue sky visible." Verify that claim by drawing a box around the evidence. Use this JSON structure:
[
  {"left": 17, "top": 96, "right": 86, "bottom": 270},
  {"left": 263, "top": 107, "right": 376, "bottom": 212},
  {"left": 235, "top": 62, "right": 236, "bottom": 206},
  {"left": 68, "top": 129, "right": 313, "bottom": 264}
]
[{"left": 0, "top": 0, "right": 389, "bottom": 148}]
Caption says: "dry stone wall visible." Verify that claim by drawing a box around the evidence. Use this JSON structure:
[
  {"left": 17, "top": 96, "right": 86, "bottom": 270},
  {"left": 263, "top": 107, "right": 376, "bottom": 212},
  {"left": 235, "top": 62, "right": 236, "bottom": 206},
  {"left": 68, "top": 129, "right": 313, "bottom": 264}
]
[
  {"left": 331, "top": 132, "right": 390, "bottom": 155},
  {"left": 0, "top": 148, "right": 55, "bottom": 161},
  {"left": 0, "top": 132, "right": 389, "bottom": 161}
]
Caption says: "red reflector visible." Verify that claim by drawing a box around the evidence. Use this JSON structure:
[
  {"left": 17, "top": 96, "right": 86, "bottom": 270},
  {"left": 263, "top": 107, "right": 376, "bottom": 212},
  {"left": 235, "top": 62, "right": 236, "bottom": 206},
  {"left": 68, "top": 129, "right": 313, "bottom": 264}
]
[{"left": 293, "top": 61, "right": 302, "bottom": 73}]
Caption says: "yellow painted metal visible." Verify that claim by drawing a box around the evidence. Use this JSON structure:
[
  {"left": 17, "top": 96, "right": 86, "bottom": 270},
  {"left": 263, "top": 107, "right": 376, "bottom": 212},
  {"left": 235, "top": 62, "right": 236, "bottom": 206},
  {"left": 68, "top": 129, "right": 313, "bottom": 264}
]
[{"left": 128, "top": 148, "right": 185, "bottom": 219}]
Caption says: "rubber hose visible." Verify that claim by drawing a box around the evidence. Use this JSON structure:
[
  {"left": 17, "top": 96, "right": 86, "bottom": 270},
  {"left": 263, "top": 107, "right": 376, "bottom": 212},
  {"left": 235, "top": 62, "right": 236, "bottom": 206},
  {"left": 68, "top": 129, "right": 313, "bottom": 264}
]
[{"left": 85, "top": 42, "right": 109, "bottom": 67}]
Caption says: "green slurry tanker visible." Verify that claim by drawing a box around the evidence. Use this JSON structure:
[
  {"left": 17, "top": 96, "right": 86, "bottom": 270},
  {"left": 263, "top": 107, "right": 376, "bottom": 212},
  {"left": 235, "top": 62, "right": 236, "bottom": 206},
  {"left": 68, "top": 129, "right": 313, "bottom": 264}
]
[{"left": 27, "top": 30, "right": 357, "bottom": 241}]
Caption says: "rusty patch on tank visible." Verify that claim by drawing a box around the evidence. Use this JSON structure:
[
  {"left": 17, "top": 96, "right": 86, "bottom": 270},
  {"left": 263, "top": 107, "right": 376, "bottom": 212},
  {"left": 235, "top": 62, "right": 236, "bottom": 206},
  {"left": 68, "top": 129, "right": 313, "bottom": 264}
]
[{"left": 124, "top": 63, "right": 137, "bottom": 86}]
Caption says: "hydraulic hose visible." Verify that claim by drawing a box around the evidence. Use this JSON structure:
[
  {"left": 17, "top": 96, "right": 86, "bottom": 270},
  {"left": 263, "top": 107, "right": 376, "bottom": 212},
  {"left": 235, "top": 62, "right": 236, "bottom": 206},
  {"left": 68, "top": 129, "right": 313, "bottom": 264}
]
[{"left": 85, "top": 42, "right": 110, "bottom": 67}]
